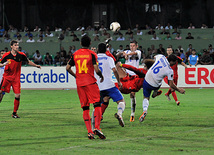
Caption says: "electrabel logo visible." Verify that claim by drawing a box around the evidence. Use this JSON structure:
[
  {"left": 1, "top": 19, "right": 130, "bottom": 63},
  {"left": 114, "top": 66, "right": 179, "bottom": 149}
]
[{"left": 20, "top": 69, "right": 69, "bottom": 83}]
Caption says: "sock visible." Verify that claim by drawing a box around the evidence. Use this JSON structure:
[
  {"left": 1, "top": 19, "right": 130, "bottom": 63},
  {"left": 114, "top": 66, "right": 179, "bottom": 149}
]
[
  {"left": 166, "top": 88, "right": 172, "bottom": 96},
  {"left": 130, "top": 97, "right": 136, "bottom": 116},
  {"left": 142, "top": 98, "right": 149, "bottom": 112},
  {"left": 171, "top": 91, "right": 178, "bottom": 102},
  {"left": 13, "top": 97, "right": 20, "bottom": 113},
  {"left": 91, "top": 109, "right": 95, "bottom": 131},
  {"left": 94, "top": 106, "right": 102, "bottom": 130},
  {"left": 101, "top": 102, "right": 109, "bottom": 115},
  {"left": 83, "top": 109, "right": 93, "bottom": 133},
  {"left": 117, "top": 102, "right": 125, "bottom": 116}
]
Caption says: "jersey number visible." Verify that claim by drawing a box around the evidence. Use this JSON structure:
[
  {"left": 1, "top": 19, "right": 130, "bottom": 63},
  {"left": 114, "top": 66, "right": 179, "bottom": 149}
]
[
  {"left": 98, "top": 62, "right": 103, "bottom": 73},
  {"left": 77, "top": 59, "right": 88, "bottom": 73},
  {"left": 151, "top": 60, "right": 162, "bottom": 74}
]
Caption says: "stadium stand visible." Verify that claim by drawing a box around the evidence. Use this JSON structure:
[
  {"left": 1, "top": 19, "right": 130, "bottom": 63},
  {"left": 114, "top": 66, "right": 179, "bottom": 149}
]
[{"left": 0, "top": 28, "right": 214, "bottom": 65}]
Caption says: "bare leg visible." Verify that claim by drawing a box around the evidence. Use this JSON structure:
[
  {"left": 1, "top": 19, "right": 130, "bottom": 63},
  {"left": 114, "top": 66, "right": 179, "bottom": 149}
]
[{"left": 116, "top": 62, "right": 127, "bottom": 79}]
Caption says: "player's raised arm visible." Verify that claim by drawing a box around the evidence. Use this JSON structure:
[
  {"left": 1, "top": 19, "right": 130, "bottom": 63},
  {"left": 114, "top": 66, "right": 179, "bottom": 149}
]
[
  {"left": 28, "top": 59, "right": 41, "bottom": 68},
  {"left": 181, "top": 61, "right": 188, "bottom": 68},
  {"left": 126, "top": 51, "right": 138, "bottom": 56}
]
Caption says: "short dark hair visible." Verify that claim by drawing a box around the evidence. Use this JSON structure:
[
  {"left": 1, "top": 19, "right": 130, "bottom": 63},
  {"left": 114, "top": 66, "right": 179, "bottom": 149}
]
[
  {"left": 167, "top": 54, "right": 177, "bottom": 62},
  {"left": 10, "top": 40, "right": 18, "bottom": 46},
  {"left": 81, "top": 35, "right": 91, "bottom": 47},
  {"left": 98, "top": 43, "right": 106, "bottom": 53},
  {"left": 144, "top": 59, "right": 155, "bottom": 69},
  {"left": 130, "top": 40, "right": 138, "bottom": 45}
]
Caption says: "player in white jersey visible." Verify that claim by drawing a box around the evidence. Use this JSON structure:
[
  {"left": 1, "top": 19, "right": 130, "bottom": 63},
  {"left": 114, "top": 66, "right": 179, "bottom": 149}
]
[
  {"left": 96, "top": 43, "right": 126, "bottom": 127},
  {"left": 139, "top": 54, "right": 185, "bottom": 122},
  {"left": 0, "top": 50, "right": 6, "bottom": 82},
  {"left": 123, "top": 41, "right": 141, "bottom": 122},
  {"left": 124, "top": 43, "right": 141, "bottom": 75},
  {"left": 0, "top": 50, "right": 6, "bottom": 101}
]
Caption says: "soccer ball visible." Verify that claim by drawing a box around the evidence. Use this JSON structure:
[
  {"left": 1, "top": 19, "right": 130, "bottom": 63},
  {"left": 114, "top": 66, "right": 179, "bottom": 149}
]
[{"left": 110, "top": 22, "right": 121, "bottom": 32}]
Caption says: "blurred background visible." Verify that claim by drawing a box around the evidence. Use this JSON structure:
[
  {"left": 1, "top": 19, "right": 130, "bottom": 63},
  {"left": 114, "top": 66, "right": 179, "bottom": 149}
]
[{"left": 1, "top": 0, "right": 214, "bottom": 30}]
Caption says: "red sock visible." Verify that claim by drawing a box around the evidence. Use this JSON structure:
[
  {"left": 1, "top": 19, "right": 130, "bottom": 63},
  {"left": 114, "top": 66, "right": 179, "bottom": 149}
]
[
  {"left": 83, "top": 109, "right": 93, "bottom": 133},
  {"left": 101, "top": 102, "right": 108, "bottom": 115},
  {"left": 171, "top": 91, "right": 178, "bottom": 102},
  {"left": 13, "top": 97, "right": 20, "bottom": 113},
  {"left": 94, "top": 106, "right": 102, "bottom": 130},
  {"left": 166, "top": 88, "right": 172, "bottom": 96}
]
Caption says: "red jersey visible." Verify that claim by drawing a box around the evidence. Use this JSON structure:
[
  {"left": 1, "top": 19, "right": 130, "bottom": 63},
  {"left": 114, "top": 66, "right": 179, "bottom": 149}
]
[
  {"left": 115, "top": 75, "right": 144, "bottom": 94},
  {"left": 115, "top": 64, "right": 147, "bottom": 94},
  {"left": 68, "top": 48, "right": 98, "bottom": 86},
  {"left": 169, "top": 56, "right": 182, "bottom": 77},
  {"left": 1, "top": 51, "right": 28, "bottom": 80}
]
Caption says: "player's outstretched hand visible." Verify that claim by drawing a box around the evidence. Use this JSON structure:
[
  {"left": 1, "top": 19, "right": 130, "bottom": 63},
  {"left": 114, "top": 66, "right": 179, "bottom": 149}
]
[
  {"left": 36, "top": 65, "right": 41, "bottom": 69},
  {"left": 179, "top": 88, "right": 185, "bottom": 94}
]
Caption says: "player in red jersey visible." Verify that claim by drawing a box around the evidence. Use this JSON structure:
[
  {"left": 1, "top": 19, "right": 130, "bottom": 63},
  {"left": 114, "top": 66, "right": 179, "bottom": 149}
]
[
  {"left": 0, "top": 40, "right": 41, "bottom": 118},
  {"left": 66, "top": 35, "right": 105, "bottom": 140},
  {"left": 104, "top": 48, "right": 153, "bottom": 94},
  {"left": 114, "top": 59, "right": 162, "bottom": 122},
  {"left": 115, "top": 62, "right": 149, "bottom": 94},
  {"left": 164, "top": 47, "right": 187, "bottom": 105}
]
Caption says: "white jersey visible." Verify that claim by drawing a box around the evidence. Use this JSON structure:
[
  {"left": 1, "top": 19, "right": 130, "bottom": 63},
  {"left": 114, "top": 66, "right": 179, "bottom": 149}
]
[
  {"left": 0, "top": 66, "right": 5, "bottom": 83},
  {"left": 96, "top": 53, "right": 116, "bottom": 91},
  {"left": 124, "top": 50, "right": 141, "bottom": 75},
  {"left": 145, "top": 54, "right": 173, "bottom": 87}
]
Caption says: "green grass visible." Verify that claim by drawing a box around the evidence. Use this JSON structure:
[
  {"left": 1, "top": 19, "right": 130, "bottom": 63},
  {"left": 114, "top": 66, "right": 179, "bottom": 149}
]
[{"left": 0, "top": 89, "right": 214, "bottom": 154}]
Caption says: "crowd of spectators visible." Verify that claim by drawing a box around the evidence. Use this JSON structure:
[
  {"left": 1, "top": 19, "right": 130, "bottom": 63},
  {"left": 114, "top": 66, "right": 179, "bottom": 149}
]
[
  {"left": 143, "top": 43, "right": 214, "bottom": 66},
  {"left": 0, "top": 23, "right": 214, "bottom": 66},
  {"left": 0, "top": 22, "right": 212, "bottom": 43}
]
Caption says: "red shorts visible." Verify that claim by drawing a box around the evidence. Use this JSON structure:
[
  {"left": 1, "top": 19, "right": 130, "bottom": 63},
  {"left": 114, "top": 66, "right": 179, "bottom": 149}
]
[
  {"left": 0, "top": 78, "right": 21, "bottom": 94},
  {"left": 77, "top": 83, "right": 100, "bottom": 108},
  {"left": 164, "top": 76, "right": 178, "bottom": 85}
]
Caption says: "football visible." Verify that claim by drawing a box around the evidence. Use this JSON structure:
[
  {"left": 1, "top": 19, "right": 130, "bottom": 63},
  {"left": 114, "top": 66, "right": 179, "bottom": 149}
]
[{"left": 110, "top": 22, "right": 121, "bottom": 32}]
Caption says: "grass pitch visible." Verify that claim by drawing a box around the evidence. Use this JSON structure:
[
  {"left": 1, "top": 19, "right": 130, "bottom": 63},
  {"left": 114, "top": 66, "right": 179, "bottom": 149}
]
[{"left": 0, "top": 88, "right": 214, "bottom": 154}]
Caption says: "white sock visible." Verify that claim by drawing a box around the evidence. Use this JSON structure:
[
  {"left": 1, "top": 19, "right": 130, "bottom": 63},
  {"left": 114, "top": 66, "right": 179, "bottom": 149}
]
[
  {"left": 142, "top": 98, "right": 149, "bottom": 112},
  {"left": 91, "top": 109, "right": 95, "bottom": 131},
  {"left": 131, "top": 97, "right": 136, "bottom": 116},
  {"left": 117, "top": 102, "right": 125, "bottom": 116}
]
